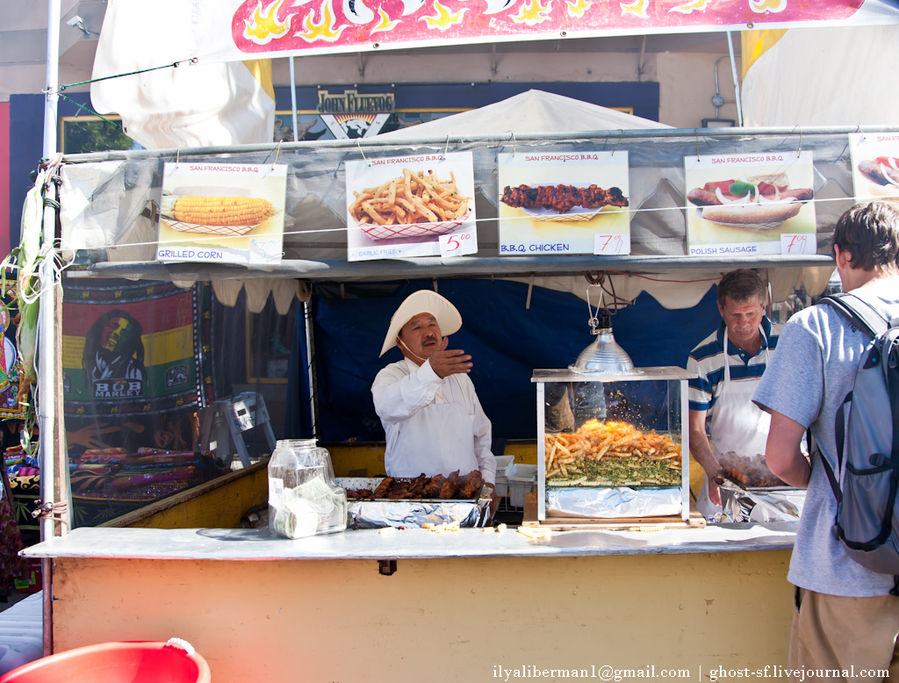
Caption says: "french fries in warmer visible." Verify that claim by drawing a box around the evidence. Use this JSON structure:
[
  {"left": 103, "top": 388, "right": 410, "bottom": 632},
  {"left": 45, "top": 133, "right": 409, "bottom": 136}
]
[
  {"left": 545, "top": 419, "right": 681, "bottom": 487},
  {"left": 349, "top": 168, "right": 470, "bottom": 226}
]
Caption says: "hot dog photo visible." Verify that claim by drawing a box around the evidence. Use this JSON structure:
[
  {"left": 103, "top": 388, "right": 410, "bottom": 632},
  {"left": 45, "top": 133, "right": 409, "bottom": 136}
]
[
  {"left": 849, "top": 133, "right": 899, "bottom": 200},
  {"left": 684, "top": 151, "right": 817, "bottom": 257},
  {"left": 686, "top": 174, "right": 814, "bottom": 228}
]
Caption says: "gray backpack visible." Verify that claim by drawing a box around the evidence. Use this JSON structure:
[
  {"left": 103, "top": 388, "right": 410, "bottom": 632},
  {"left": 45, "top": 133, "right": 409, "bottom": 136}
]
[{"left": 815, "top": 293, "right": 899, "bottom": 586}]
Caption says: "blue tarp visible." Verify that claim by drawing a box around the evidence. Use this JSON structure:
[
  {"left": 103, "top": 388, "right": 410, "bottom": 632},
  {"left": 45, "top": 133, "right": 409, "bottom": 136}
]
[{"left": 288, "top": 279, "right": 720, "bottom": 452}]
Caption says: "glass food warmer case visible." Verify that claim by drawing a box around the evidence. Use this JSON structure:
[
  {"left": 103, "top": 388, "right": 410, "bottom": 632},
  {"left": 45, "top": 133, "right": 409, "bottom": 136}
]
[{"left": 533, "top": 367, "right": 695, "bottom": 522}]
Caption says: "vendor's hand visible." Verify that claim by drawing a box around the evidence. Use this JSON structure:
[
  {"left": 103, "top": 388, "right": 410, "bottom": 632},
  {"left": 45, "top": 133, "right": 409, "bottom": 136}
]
[
  {"left": 485, "top": 482, "right": 498, "bottom": 516},
  {"left": 428, "top": 347, "right": 473, "bottom": 378},
  {"left": 707, "top": 473, "right": 723, "bottom": 507}
]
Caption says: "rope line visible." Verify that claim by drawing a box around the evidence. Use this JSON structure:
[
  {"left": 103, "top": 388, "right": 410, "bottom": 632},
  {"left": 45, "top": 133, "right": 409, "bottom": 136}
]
[
  {"left": 49, "top": 57, "right": 198, "bottom": 94},
  {"left": 56, "top": 93, "right": 122, "bottom": 129},
  {"left": 81, "top": 192, "right": 857, "bottom": 252}
]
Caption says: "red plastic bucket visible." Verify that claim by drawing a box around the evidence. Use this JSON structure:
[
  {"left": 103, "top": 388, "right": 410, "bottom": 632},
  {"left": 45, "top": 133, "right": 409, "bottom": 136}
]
[{"left": 0, "top": 639, "right": 211, "bottom": 683}]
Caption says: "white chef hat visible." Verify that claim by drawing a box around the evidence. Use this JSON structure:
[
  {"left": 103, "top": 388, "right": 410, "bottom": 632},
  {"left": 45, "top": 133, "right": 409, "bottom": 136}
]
[{"left": 379, "top": 290, "right": 462, "bottom": 357}]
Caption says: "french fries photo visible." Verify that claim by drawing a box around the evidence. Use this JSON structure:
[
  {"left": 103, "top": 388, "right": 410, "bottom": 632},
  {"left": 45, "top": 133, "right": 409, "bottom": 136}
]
[
  {"left": 545, "top": 419, "right": 681, "bottom": 487},
  {"left": 349, "top": 167, "right": 470, "bottom": 226}
]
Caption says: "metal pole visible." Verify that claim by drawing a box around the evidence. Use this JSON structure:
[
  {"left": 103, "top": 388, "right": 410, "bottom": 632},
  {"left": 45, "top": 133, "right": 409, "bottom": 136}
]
[
  {"left": 726, "top": 31, "right": 743, "bottom": 127},
  {"left": 303, "top": 300, "right": 318, "bottom": 438},
  {"left": 38, "top": 0, "right": 63, "bottom": 657},
  {"left": 42, "top": 0, "right": 59, "bottom": 156},
  {"left": 290, "top": 58, "right": 314, "bottom": 435},
  {"left": 289, "top": 57, "right": 300, "bottom": 142}
]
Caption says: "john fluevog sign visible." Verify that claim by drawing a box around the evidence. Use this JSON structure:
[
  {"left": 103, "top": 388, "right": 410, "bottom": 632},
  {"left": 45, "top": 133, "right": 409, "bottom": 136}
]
[{"left": 318, "top": 89, "right": 394, "bottom": 139}]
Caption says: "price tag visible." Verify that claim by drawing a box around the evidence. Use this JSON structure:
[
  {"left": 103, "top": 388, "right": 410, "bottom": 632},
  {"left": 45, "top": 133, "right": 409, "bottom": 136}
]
[
  {"left": 593, "top": 233, "right": 629, "bottom": 255},
  {"left": 780, "top": 233, "right": 816, "bottom": 255},
  {"left": 439, "top": 231, "right": 476, "bottom": 258}
]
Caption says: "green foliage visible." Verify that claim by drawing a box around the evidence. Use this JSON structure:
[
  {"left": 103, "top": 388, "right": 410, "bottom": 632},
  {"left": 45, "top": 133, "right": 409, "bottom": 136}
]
[{"left": 62, "top": 118, "right": 135, "bottom": 154}]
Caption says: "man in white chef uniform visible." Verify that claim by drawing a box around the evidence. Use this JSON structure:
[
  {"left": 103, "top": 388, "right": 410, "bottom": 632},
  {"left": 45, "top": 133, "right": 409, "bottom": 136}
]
[
  {"left": 371, "top": 290, "right": 497, "bottom": 497},
  {"left": 687, "top": 269, "right": 781, "bottom": 518}
]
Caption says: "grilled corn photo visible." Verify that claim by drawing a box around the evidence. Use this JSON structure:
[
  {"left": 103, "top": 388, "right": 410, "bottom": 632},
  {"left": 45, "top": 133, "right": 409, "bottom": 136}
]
[{"left": 162, "top": 195, "right": 275, "bottom": 227}]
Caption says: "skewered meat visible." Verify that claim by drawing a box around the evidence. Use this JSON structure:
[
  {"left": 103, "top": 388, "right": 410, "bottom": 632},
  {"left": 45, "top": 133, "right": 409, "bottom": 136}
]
[
  {"left": 347, "top": 470, "right": 484, "bottom": 500},
  {"left": 422, "top": 474, "right": 446, "bottom": 498},
  {"left": 501, "top": 184, "right": 628, "bottom": 213},
  {"left": 346, "top": 488, "right": 373, "bottom": 499},
  {"left": 458, "top": 470, "right": 483, "bottom": 498},
  {"left": 439, "top": 478, "right": 458, "bottom": 499},
  {"left": 372, "top": 477, "right": 394, "bottom": 498}
]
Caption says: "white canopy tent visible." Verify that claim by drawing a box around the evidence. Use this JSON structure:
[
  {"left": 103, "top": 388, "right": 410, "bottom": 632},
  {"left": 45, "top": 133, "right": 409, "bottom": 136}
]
[
  {"left": 742, "top": 25, "right": 899, "bottom": 127},
  {"left": 375, "top": 89, "right": 670, "bottom": 139}
]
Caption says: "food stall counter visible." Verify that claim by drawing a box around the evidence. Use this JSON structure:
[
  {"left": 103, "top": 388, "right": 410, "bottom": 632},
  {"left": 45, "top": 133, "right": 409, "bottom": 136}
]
[{"left": 22, "top": 523, "right": 795, "bottom": 562}]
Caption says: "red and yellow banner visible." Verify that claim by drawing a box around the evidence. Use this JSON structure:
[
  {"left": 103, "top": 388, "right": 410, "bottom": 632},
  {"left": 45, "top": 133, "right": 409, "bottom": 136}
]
[
  {"left": 214, "top": 0, "right": 898, "bottom": 58},
  {"left": 97, "top": 1, "right": 899, "bottom": 68}
]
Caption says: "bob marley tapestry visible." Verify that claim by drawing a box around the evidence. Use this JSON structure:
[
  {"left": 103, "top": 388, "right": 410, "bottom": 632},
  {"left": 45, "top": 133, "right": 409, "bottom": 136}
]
[
  {"left": 0, "top": 272, "right": 26, "bottom": 421},
  {"left": 61, "top": 279, "right": 216, "bottom": 526}
]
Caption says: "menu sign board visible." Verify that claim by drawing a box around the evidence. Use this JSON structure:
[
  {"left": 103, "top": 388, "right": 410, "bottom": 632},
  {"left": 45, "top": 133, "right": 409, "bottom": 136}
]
[
  {"left": 157, "top": 163, "right": 287, "bottom": 264},
  {"left": 345, "top": 152, "right": 477, "bottom": 262},
  {"left": 849, "top": 133, "right": 899, "bottom": 202},
  {"left": 684, "top": 151, "right": 817, "bottom": 257},
  {"left": 497, "top": 151, "right": 630, "bottom": 256}
]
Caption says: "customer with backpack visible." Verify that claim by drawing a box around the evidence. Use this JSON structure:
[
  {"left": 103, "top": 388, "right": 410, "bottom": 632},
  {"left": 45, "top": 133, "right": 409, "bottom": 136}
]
[{"left": 754, "top": 200, "right": 899, "bottom": 677}]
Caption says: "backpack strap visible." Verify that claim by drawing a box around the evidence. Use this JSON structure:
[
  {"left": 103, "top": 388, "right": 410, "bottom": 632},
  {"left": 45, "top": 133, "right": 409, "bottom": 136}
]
[
  {"left": 809, "top": 427, "right": 841, "bottom": 502},
  {"left": 888, "top": 328, "right": 899, "bottom": 470},
  {"left": 818, "top": 292, "right": 889, "bottom": 338}
]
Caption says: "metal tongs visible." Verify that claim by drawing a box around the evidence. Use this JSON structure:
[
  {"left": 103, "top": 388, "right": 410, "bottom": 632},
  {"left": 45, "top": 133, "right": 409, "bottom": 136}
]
[
  {"left": 713, "top": 470, "right": 798, "bottom": 520},
  {"left": 713, "top": 470, "right": 749, "bottom": 491}
]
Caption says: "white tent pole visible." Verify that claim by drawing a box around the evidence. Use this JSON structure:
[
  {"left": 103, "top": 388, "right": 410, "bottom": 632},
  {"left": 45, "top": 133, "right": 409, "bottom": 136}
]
[
  {"left": 42, "top": 0, "right": 59, "bottom": 156},
  {"left": 39, "top": 0, "right": 63, "bottom": 658},
  {"left": 289, "top": 57, "right": 299, "bottom": 142},
  {"left": 39, "top": 0, "right": 61, "bottom": 543},
  {"left": 726, "top": 31, "right": 743, "bottom": 127}
]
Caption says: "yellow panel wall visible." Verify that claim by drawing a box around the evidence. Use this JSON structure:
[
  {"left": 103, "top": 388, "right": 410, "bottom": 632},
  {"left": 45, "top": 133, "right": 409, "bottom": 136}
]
[{"left": 51, "top": 550, "right": 793, "bottom": 683}]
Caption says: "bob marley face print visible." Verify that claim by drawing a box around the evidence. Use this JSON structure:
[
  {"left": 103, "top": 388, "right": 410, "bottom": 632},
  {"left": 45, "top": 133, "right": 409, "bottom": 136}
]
[{"left": 82, "top": 309, "right": 146, "bottom": 399}]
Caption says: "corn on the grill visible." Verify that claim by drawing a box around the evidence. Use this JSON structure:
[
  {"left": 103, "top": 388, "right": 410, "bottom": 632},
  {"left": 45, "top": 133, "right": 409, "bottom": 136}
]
[{"left": 172, "top": 196, "right": 275, "bottom": 226}]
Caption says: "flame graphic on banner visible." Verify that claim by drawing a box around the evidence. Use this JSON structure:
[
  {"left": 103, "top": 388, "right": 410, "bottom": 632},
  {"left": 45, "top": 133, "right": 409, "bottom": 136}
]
[
  {"left": 620, "top": 0, "right": 649, "bottom": 19},
  {"left": 567, "top": 0, "right": 592, "bottom": 19},
  {"left": 298, "top": 0, "right": 348, "bottom": 41},
  {"left": 513, "top": 0, "right": 552, "bottom": 25},
  {"left": 670, "top": 0, "right": 713, "bottom": 13},
  {"left": 244, "top": 0, "right": 294, "bottom": 43},
  {"left": 229, "top": 0, "right": 869, "bottom": 55},
  {"left": 371, "top": 7, "right": 400, "bottom": 32},
  {"left": 750, "top": 0, "right": 787, "bottom": 12},
  {"left": 421, "top": 0, "right": 467, "bottom": 29}
]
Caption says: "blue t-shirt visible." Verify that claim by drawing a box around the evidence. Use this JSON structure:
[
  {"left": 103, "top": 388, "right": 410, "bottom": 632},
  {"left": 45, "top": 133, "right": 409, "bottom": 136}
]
[{"left": 753, "top": 279, "right": 899, "bottom": 597}]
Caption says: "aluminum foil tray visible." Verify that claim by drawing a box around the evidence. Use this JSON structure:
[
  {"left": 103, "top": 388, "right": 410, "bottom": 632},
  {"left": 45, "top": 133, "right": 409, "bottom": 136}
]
[
  {"left": 337, "top": 477, "right": 491, "bottom": 529},
  {"left": 718, "top": 486, "right": 806, "bottom": 524},
  {"left": 546, "top": 486, "right": 682, "bottom": 519}
]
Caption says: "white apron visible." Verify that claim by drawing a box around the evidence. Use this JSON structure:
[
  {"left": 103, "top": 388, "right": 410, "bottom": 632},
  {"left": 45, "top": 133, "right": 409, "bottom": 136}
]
[
  {"left": 387, "top": 399, "right": 480, "bottom": 478},
  {"left": 697, "top": 327, "right": 771, "bottom": 518}
]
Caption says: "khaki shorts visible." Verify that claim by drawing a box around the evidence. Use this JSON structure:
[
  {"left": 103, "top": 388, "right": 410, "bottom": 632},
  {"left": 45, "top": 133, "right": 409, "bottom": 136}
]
[{"left": 790, "top": 587, "right": 899, "bottom": 681}]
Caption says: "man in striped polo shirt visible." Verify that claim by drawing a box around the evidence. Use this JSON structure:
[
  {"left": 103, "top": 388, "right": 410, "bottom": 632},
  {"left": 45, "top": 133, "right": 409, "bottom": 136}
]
[{"left": 686, "top": 269, "right": 781, "bottom": 518}]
